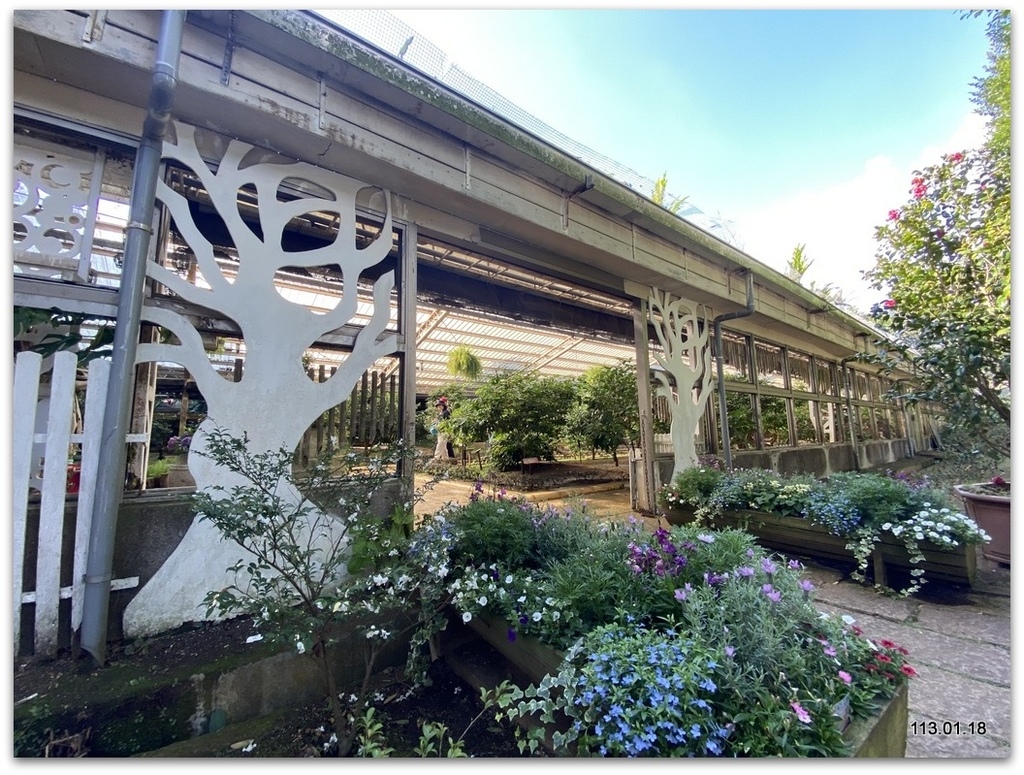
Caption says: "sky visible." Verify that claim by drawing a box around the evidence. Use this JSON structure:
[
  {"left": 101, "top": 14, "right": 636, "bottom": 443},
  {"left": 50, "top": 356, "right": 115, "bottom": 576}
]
[{"left": 320, "top": 4, "right": 994, "bottom": 312}]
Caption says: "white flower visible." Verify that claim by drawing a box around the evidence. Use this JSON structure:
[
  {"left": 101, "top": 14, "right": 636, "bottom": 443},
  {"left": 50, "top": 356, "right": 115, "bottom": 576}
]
[
  {"left": 477, "top": 595, "right": 488, "bottom": 606},
  {"left": 532, "top": 611, "right": 542, "bottom": 622},
  {"left": 295, "top": 640, "right": 306, "bottom": 655},
  {"left": 462, "top": 611, "right": 472, "bottom": 623}
]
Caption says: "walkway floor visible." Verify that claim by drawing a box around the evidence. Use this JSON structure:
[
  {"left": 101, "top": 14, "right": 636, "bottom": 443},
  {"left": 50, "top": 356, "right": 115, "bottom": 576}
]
[{"left": 414, "top": 475, "right": 1012, "bottom": 759}]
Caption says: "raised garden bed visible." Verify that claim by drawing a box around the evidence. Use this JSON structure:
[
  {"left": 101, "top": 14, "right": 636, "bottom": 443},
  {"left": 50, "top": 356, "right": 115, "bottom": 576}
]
[
  {"left": 662, "top": 506, "right": 976, "bottom": 588},
  {"left": 441, "top": 613, "right": 908, "bottom": 757}
]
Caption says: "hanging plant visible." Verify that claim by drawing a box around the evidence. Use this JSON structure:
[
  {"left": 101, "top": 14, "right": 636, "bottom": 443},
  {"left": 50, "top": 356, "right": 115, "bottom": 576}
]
[{"left": 446, "top": 345, "right": 483, "bottom": 381}]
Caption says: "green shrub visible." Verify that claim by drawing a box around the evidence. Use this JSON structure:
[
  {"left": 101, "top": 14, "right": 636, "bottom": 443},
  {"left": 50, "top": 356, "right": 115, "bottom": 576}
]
[
  {"left": 446, "top": 497, "right": 540, "bottom": 570},
  {"left": 658, "top": 466, "right": 723, "bottom": 510}
]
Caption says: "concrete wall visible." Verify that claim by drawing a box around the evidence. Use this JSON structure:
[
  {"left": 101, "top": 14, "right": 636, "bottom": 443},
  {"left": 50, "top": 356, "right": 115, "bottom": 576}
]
[{"left": 637, "top": 440, "right": 913, "bottom": 513}]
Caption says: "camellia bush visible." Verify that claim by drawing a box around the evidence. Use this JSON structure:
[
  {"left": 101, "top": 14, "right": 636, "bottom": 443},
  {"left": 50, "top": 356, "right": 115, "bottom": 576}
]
[
  {"left": 410, "top": 493, "right": 917, "bottom": 757},
  {"left": 866, "top": 11, "right": 1009, "bottom": 459}
]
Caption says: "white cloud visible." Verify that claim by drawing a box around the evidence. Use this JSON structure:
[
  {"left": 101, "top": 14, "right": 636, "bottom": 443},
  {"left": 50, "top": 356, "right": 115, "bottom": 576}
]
[{"left": 731, "top": 111, "right": 989, "bottom": 311}]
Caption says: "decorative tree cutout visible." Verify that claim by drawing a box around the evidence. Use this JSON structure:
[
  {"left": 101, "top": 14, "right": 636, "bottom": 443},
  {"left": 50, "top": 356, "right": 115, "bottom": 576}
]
[
  {"left": 648, "top": 289, "right": 713, "bottom": 482},
  {"left": 124, "top": 123, "right": 398, "bottom": 636}
]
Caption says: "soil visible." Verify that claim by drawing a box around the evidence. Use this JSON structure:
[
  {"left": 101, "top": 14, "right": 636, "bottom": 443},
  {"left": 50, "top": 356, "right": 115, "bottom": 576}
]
[
  {"left": 420, "top": 455, "right": 631, "bottom": 492},
  {"left": 214, "top": 659, "right": 531, "bottom": 758},
  {"left": 13, "top": 615, "right": 533, "bottom": 758}
]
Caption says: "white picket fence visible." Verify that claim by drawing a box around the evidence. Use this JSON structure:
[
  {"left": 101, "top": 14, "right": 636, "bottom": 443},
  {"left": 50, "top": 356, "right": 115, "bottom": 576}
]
[{"left": 12, "top": 349, "right": 140, "bottom": 657}]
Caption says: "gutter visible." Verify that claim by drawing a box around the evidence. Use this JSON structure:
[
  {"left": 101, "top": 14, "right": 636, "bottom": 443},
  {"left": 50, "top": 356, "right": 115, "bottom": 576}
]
[
  {"left": 712, "top": 271, "right": 755, "bottom": 471},
  {"left": 80, "top": 10, "right": 186, "bottom": 667}
]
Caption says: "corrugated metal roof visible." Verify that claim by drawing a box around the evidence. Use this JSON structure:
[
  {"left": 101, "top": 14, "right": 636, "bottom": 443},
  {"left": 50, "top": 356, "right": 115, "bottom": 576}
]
[{"left": 184, "top": 236, "right": 641, "bottom": 396}]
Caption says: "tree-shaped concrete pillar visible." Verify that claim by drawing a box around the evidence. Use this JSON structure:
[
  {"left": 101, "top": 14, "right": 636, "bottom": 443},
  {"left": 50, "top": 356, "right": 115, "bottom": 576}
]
[
  {"left": 648, "top": 289, "right": 713, "bottom": 483},
  {"left": 124, "top": 123, "right": 398, "bottom": 636}
]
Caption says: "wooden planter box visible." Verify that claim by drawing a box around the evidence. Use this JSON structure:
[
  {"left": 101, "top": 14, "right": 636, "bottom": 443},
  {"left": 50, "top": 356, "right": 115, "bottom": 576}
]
[
  {"left": 663, "top": 506, "right": 977, "bottom": 588},
  {"left": 450, "top": 613, "right": 907, "bottom": 757}
]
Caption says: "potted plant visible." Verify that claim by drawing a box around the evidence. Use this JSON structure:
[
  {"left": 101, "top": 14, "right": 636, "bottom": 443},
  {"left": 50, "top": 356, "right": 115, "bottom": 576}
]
[
  {"left": 146, "top": 457, "right": 172, "bottom": 488},
  {"left": 954, "top": 477, "right": 1010, "bottom": 564}
]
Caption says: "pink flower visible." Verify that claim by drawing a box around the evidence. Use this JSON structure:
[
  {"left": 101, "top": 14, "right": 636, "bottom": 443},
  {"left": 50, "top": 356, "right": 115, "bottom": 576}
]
[
  {"left": 838, "top": 670, "right": 852, "bottom": 685},
  {"left": 911, "top": 177, "right": 927, "bottom": 199},
  {"left": 901, "top": 664, "right": 918, "bottom": 678},
  {"left": 887, "top": 209, "right": 901, "bottom": 222},
  {"left": 991, "top": 476, "right": 1006, "bottom": 485},
  {"left": 949, "top": 151, "right": 963, "bottom": 164},
  {"left": 791, "top": 702, "right": 812, "bottom": 724}
]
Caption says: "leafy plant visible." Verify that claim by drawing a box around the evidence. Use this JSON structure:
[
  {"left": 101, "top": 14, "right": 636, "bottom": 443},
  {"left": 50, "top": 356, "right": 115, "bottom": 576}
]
[
  {"left": 503, "top": 624, "right": 729, "bottom": 756},
  {"left": 449, "top": 370, "right": 575, "bottom": 470},
  {"left": 446, "top": 345, "right": 483, "bottom": 381},
  {"left": 146, "top": 458, "right": 171, "bottom": 479},
  {"left": 193, "top": 428, "right": 445, "bottom": 756},
  {"left": 410, "top": 682, "right": 515, "bottom": 757},
  {"left": 14, "top": 306, "right": 115, "bottom": 365},
  {"left": 562, "top": 361, "right": 639, "bottom": 465},
  {"left": 657, "top": 466, "right": 722, "bottom": 511}
]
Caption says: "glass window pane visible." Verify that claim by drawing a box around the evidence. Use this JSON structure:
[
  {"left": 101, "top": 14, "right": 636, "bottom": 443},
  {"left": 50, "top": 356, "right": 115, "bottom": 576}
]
[
  {"left": 819, "top": 400, "right": 843, "bottom": 442},
  {"left": 789, "top": 350, "right": 813, "bottom": 393},
  {"left": 858, "top": 406, "right": 876, "bottom": 440},
  {"left": 854, "top": 371, "right": 870, "bottom": 401},
  {"left": 759, "top": 396, "right": 791, "bottom": 447},
  {"left": 795, "top": 399, "right": 819, "bottom": 444},
  {"left": 816, "top": 360, "right": 838, "bottom": 397},
  {"left": 754, "top": 340, "right": 786, "bottom": 387},
  {"left": 725, "top": 391, "right": 758, "bottom": 450},
  {"left": 721, "top": 330, "right": 751, "bottom": 382}
]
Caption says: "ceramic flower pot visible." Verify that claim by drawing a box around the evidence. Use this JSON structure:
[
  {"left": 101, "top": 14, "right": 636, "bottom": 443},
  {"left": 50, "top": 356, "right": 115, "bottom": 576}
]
[{"left": 954, "top": 483, "right": 1010, "bottom": 565}]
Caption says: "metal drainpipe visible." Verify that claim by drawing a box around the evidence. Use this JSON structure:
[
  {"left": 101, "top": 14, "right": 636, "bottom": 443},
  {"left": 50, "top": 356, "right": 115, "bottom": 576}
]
[
  {"left": 80, "top": 10, "right": 186, "bottom": 666},
  {"left": 713, "top": 271, "right": 754, "bottom": 471},
  {"left": 893, "top": 379, "right": 915, "bottom": 458},
  {"left": 840, "top": 356, "right": 862, "bottom": 471}
]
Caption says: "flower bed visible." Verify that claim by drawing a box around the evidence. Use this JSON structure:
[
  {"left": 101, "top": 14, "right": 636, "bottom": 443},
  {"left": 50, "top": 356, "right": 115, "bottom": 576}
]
[
  {"left": 413, "top": 493, "right": 918, "bottom": 757},
  {"left": 662, "top": 505, "right": 977, "bottom": 588},
  {"left": 658, "top": 466, "right": 989, "bottom": 595},
  {"left": 453, "top": 611, "right": 908, "bottom": 757}
]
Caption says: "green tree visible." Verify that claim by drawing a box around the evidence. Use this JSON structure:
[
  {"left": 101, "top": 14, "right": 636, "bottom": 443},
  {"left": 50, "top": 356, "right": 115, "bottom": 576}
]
[
  {"left": 450, "top": 370, "right": 575, "bottom": 470},
  {"left": 563, "top": 361, "right": 639, "bottom": 465},
  {"left": 865, "top": 11, "right": 1010, "bottom": 458}
]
